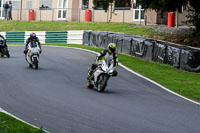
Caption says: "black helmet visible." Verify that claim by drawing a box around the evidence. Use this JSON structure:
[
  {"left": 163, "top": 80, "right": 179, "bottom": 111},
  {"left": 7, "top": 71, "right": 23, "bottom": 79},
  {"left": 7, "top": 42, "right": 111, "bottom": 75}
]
[{"left": 30, "top": 32, "right": 36, "bottom": 39}]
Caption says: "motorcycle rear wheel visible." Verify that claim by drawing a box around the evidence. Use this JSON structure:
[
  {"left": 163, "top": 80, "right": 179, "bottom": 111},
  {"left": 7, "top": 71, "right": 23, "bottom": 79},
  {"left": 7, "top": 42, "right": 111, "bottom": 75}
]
[{"left": 87, "top": 79, "right": 94, "bottom": 88}]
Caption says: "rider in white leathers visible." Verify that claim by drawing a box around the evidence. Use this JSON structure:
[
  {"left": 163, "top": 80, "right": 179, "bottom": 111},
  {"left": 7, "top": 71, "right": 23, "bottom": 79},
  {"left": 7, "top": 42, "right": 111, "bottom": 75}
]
[{"left": 88, "top": 43, "right": 118, "bottom": 79}]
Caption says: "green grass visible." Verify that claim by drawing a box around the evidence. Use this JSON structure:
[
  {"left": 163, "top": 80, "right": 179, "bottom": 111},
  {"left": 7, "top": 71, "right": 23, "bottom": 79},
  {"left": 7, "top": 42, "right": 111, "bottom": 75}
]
[
  {"left": 0, "top": 21, "right": 161, "bottom": 36},
  {"left": 44, "top": 44, "right": 200, "bottom": 102},
  {"left": 0, "top": 112, "right": 45, "bottom": 133}
]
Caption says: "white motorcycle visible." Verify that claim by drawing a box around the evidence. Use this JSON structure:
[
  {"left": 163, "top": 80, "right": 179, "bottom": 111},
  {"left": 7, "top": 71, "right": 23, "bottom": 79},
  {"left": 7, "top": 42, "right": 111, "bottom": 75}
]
[
  {"left": 87, "top": 60, "right": 117, "bottom": 92},
  {"left": 25, "top": 41, "right": 41, "bottom": 69}
]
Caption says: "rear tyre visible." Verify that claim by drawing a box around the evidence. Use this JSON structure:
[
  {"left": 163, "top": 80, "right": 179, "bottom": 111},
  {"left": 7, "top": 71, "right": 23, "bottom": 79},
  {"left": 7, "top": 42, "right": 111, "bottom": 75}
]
[
  {"left": 97, "top": 74, "right": 109, "bottom": 92},
  {"left": 87, "top": 80, "right": 94, "bottom": 89},
  {"left": 87, "top": 77, "right": 94, "bottom": 89}
]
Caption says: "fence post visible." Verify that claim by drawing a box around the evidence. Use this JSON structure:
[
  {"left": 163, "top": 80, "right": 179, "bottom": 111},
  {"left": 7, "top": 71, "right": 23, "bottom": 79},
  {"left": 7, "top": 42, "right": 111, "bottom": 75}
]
[
  {"left": 66, "top": 8, "right": 68, "bottom": 22},
  {"left": 176, "top": 9, "right": 178, "bottom": 27},
  {"left": 52, "top": 8, "right": 54, "bottom": 22},
  {"left": 20, "top": 1, "right": 22, "bottom": 21},
  {"left": 79, "top": 8, "right": 81, "bottom": 22},
  {"left": 40, "top": 9, "right": 41, "bottom": 22},
  {"left": 92, "top": 8, "right": 95, "bottom": 23},
  {"left": 123, "top": 8, "right": 125, "bottom": 24},
  {"left": 145, "top": 14, "right": 147, "bottom": 26},
  {"left": 17, "top": 9, "right": 19, "bottom": 21},
  {"left": 107, "top": 8, "right": 109, "bottom": 23}
]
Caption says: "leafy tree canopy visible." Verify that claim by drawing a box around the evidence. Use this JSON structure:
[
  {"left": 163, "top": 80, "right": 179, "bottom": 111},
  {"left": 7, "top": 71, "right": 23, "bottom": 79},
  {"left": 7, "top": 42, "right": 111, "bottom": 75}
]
[
  {"left": 93, "top": 0, "right": 113, "bottom": 10},
  {"left": 136, "top": 0, "right": 188, "bottom": 13}
]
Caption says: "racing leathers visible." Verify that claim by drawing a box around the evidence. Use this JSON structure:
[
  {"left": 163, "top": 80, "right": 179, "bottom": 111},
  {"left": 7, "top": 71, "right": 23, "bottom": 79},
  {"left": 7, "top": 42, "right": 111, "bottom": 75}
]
[
  {"left": 88, "top": 48, "right": 118, "bottom": 78},
  {"left": 24, "top": 37, "right": 42, "bottom": 54},
  {"left": 0, "top": 35, "right": 7, "bottom": 48}
]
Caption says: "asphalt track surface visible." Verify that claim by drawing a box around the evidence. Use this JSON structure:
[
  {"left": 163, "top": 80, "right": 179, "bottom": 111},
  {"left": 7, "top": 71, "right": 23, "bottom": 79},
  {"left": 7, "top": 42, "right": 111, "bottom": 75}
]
[{"left": 0, "top": 46, "right": 200, "bottom": 133}]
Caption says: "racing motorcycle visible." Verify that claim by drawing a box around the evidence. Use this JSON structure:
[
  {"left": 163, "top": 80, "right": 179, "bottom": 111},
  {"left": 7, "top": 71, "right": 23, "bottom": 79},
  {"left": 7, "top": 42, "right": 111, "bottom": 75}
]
[
  {"left": 25, "top": 41, "right": 41, "bottom": 69},
  {"left": 87, "top": 60, "right": 117, "bottom": 92},
  {"left": 0, "top": 39, "right": 10, "bottom": 58}
]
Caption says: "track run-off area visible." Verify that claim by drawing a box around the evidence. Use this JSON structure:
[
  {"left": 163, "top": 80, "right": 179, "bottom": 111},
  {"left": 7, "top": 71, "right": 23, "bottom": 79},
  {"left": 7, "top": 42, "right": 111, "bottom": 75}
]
[{"left": 0, "top": 45, "right": 200, "bottom": 133}]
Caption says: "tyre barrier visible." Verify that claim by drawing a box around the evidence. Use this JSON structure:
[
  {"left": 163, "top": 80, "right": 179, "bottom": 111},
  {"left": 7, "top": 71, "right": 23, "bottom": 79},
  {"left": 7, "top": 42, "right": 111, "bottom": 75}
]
[{"left": 83, "top": 30, "right": 200, "bottom": 73}]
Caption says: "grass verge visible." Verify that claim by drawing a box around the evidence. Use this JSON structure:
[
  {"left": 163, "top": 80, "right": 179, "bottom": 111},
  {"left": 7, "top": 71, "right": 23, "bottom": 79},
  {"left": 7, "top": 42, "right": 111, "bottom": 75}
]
[
  {"left": 0, "top": 112, "right": 45, "bottom": 133},
  {"left": 1, "top": 21, "right": 199, "bottom": 47},
  {"left": 44, "top": 44, "right": 200, "bottom": 102},
  {"left": 0, "top": 21, "right": 160, "bottom": 36}
]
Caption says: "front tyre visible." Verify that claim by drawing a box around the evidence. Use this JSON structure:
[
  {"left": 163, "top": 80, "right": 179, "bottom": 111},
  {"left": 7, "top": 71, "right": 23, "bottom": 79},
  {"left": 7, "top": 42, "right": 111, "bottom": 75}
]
[
  {"left": 6, "top": 52, "right": 10, "bottom": 58},
  {"left": 33, "top": 57, "right": 38, "bottom": 69},
  {"left": 97, "top": 74, "right": 109, "bottom": 92},
  {"left": 35, "top": 63, "right": 38, "bottom": 69},
  {"left": 29, "top": 64, "right": 33, "bottom": 68}
]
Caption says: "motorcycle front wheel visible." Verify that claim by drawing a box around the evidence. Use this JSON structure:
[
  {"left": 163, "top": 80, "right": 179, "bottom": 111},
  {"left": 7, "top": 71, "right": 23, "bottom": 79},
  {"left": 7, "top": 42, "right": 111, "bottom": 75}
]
[
  {"left": 33, "top": 57, "right": 38, "bottom": 69},
  {"left": 97, "top": 74, "right": 109, "bottom": 92},
  {"left": 29, "top": 64, "right": 33, "bottom": 68},
  {"left": 34, "top": 63, "right": 38, "bottom": 69},
  {"left": 6, "top": 52, "right": 10, "bottom": 58}
]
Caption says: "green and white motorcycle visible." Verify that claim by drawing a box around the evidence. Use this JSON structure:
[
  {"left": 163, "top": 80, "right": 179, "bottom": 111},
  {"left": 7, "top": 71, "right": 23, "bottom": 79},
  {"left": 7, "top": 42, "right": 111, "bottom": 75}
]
[
  {"left": 25, "top": 41, "right": 41, "bottom": 69},
  {"left": 87, "top": 60, "right": 116, "bottom": 92}
]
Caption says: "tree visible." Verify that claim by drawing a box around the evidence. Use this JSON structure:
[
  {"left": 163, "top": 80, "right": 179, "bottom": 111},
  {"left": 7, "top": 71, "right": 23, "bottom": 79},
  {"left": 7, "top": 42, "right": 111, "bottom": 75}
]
[
  {"left": 93, "top": 0, "right": 113, "bottom": 10},
  {"left": 93, "top": 0, "right": 133, "bottom": 21},
  {"left": 186, "top": 0, "right": 200, "bottom": 32},
  {"left": 137, "top": 0, "right": 200, "bottom": 32},
  {"left": 92, "top": 0, "right": 132, "bottom": 10}
]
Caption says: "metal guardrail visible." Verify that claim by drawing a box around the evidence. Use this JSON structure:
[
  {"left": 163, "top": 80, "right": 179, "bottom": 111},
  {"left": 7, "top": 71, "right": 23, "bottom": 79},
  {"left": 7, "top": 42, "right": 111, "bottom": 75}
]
[
  {"left": 46, "top": 31, "right": 68, "bottom": 43},
  {"left": 4, "top": 31, "right": 83, "bottom": 44},
  {"left": 6, "top": 32, "right": 25, "bottom": 43}
]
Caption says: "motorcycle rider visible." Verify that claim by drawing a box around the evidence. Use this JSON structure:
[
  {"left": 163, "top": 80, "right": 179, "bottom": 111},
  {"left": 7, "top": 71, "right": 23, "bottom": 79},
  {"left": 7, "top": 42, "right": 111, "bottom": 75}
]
[
  {"left": 24, "top": 32, "right": 42, "bottom": 54},
  {"left": 88, "top": 43, "right": 118, "bottom": 79},
  {"left": 0, "top": 34, "right": 5, "bottom": 40},
  {"left": 0, "top": 34, "right": 6, "bottom": 48}
]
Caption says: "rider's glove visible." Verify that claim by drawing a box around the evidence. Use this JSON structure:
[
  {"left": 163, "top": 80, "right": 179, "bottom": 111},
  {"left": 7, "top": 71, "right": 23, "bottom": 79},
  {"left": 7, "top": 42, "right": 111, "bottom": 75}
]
[
  {"left": 24, "top": 49, "right": 28, "bottom": 54},
  {"left": 96, "top": 56, "right": 99, "bottom": 62}
]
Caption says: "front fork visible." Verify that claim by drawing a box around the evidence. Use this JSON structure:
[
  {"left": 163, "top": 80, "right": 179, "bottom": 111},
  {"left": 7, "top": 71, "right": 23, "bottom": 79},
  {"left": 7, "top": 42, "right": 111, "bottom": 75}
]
[{"left": 32, "top": 55, "right": 39, "bottom": 64}]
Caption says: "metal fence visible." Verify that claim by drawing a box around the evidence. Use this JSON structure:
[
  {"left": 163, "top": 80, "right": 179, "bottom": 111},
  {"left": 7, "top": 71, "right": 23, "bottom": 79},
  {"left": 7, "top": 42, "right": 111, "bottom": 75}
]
[{"left": 6, "top": 8, "right": 138, "bottom": 24}]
